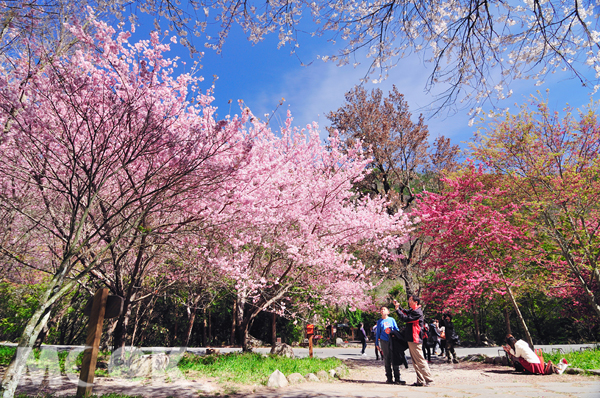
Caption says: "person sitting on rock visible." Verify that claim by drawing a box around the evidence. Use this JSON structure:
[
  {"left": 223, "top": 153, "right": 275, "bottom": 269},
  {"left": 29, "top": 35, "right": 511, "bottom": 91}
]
[{"left": 503, "top": 334, "right": 569, "bottom": 375}]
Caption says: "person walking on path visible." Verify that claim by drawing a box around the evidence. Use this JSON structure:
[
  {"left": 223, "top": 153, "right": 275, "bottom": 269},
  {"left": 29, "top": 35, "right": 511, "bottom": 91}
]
[
  {"left": 358, "top": 322, "right": 368, "bottom": 356},
  {"left": 442, "top": 313, "right": 459, "bottom": 364},
  {"left": 430, "top": 319, "right": 442, "bottom": 355},
  {"left": 422, "top": 322, "right": 432, "bottom": 362},
  {"left": 394, "top": 295, "right": 434, "bottom": 387},
  {"left": 375, "top": 306, "right": 403, "bottom": 384}
]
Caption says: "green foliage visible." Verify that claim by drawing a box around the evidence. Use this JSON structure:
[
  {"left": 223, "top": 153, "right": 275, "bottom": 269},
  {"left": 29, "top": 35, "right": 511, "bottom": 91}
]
[
  {"left": 178, "top": 352, "right": 343, "bottom": 385},
  {"left": 542, "top": 347, "right": 600, "bottom": 370},
  {"left": 0, "top": 345, "right": 15, "bottom": 365},
  {"left": 388, "top": 283, "right": 405, "bottom": 301},
  {"left": 0, "top": 281, "right": 45, "bottom": 341}
]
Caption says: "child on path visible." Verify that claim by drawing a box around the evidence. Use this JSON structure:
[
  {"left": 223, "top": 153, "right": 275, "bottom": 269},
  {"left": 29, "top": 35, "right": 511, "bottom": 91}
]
[{"left": 375, "top": 306, "right": 405, "bottom": 384}]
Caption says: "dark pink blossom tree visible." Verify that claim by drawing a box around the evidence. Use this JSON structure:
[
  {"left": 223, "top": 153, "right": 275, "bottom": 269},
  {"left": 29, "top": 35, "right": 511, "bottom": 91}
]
[{"left": 415, "top": 166, "right": 541, "bottom": 347}]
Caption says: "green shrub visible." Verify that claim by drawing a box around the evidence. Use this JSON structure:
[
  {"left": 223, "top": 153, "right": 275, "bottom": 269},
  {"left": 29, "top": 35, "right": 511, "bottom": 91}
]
[
  {"left": 178, "top": 351, "right": 343, "bottom": 385},
  {"left": 542, "top": 347, "right": 600, "bottom": 370}
]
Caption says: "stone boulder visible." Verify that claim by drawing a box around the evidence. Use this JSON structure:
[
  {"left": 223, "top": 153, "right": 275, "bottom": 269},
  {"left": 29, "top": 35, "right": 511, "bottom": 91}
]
[
  {"left": 334, "top": 365, "right": 347, "bottom": 377},
  {"left": 270, "top": 343, "right": 295, "bottom": 358},
  {"left": 483, "top": 356, "right": 495, "bottom": 364},
  {"left": 287, "top": 373, "right": 306, "bottom": 384},
  {"left": 335, "top": 337, "right": 344, "bottom": 347},
  {"left": 305, "top": 373, "right": 320, "bottom": 382},
  {"left": 267, "top": 369, "right": 289, "bottom": 388},
  {"left": 328, "top": 369, "right": 337, "bottom": 378},
  {"left": 129, "top": 353, "right": 169, "bottom": 377},
  {"left": 316, "top": 370, "right": 329, "bottom": 380}
]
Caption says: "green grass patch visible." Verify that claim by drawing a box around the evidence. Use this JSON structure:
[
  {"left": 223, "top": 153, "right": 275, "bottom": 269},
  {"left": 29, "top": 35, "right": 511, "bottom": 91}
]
[
  {"left": 0, "top": 345, "right": 16, "bottom": 365},
  {"left": 542, "top": 347, "right": 600, "bottom": 370},
  {"left": 178, "top": 351, "right": 343, "bottom": 385}
]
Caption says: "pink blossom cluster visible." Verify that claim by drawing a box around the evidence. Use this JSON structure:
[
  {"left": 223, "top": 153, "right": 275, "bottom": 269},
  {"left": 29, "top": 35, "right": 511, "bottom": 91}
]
[{"left": 0, "top": 13, "right": 409, "bottom": 317}]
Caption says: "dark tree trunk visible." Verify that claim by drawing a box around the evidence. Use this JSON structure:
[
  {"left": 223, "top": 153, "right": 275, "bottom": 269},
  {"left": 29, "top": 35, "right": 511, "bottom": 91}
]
[
  {"left": 208, "top": 308, "right": 212, "bottom": 344},
  {"left": 184, "top": 307, "right": 196, "bottom": 348},
  {"left": 202, "top": 308, "right": 207, "bottom": 347},
  {"left": 473, "top": 306, "right": 481, "bottom": 346},
  {"left": 504, "top": 306, "right": 512, "bottom": 336},
  {"left": 271, "top": 313, "right": 277, "bottom": 347},
  {"left": 235, "top": 290, "right": 248, "bottom": 350},
  {"left": 230, "top": 300, "right": 236, "bottom": 346}
]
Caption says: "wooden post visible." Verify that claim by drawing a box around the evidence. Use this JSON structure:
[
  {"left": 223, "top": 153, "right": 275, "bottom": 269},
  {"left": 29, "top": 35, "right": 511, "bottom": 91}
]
[
  {"left": 76, "top": 288, "right": 109, "bottom": 398},
  {"left": 307, "top": 324, "right": 314, "bottom": 358}
]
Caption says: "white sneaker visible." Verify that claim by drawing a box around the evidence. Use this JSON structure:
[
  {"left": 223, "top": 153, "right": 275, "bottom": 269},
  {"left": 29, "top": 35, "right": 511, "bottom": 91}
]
[{"left": 361, "top": 353, "right": 367, "bottom": 356}]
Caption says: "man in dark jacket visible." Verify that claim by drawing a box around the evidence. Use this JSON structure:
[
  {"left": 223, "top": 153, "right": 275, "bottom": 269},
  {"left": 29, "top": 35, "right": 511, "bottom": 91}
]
[{"left": 394, "top": 295, "right": 434, "bottom": 387}]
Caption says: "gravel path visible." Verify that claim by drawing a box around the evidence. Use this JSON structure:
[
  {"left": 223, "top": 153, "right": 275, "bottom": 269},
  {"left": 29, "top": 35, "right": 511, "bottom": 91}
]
[{"left": 6, "top": 354, "right": 600, "bottom": 397}]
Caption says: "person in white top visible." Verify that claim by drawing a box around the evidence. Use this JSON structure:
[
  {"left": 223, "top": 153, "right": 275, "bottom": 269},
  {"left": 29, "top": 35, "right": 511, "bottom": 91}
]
[{"left": 503, "top": 334, "right": 569, "bottom": 374}]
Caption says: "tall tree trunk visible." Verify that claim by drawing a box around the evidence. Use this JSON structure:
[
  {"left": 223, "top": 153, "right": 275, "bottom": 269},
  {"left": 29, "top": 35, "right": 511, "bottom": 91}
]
[
  {"left": 504, "top": 286, "right": 534, "bottom": 349},
  {"left": 184, "top": 307, "right": 196, "bottom": 348},
  {"left": 504, "top": 306, "right": 512, "bottom": 336},
  {"left": 202, "top": 308, "right": 207, "bottom": 347},
  {"left": 495, "top": 263, "right": 533, "bottom": 349},
  {"left": 271, "top": 313, "right": 277, "bottom": 347},
  {"left": 473, "top": 305, "right": 481, "bottom": 346},
  {"left": 230, "top": 300, "right": 236, "bottom": 346},
  {"left": 235, "top": 290, "right": 248, "bottom": 351},
  {"left": 207, "top": 308, "right": 212, "bottom": 344},
  {"left": 112, "top": 293, "right": 135, "bottom": 360}
]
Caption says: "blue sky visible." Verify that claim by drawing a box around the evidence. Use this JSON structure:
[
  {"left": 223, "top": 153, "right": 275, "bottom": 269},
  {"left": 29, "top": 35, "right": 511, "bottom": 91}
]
[{"left": 129, "top": 13, "right": 598, "bottom": 151}]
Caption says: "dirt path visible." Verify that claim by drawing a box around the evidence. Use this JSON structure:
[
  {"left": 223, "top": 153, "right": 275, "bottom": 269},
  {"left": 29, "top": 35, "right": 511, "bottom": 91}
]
[{"left": 6, "top": 355, "right": 600, "bottom": 397}]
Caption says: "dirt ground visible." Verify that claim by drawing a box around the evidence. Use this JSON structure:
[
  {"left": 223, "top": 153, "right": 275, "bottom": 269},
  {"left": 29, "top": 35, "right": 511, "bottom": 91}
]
[{"left": 4, "top": 355, "right": 600, "bottom": 397}]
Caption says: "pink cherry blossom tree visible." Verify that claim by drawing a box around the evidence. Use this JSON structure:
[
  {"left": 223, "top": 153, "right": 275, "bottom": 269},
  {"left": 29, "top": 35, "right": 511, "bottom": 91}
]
[
  {"left": 0, "top": 14, "right": 252, "bottom": 397},
  {"left": 198, "top": 116, "right": 411, "bottom": 350}
]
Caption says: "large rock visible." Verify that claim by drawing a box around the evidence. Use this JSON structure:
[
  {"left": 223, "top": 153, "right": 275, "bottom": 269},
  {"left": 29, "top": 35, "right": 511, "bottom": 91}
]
[
  {"left": 287, "top": 373, "right": 306, "bottom": 384},
  {"left": 334, "top": 365, "right": 347, "bottom": 377},
  {"left": 335, "top": 338, "right": 344, "bottom": 347},
  {"left": 305, "top": 373, "right": 320, "bottom": 382},
  {"left": 270, "top": 343, "right": 295, "bottom": 358},
  {"left": 267, "top": 369, "right": 289, "bottom": 388},
  {"left": 128, "top": 353, "right": 169, "bottom": 377},
  {"left": 328, "top": 369, "right": 337, "bottom": 378},
  {"left": 316, "top": 370, "right": 329, "bottom": 380}
]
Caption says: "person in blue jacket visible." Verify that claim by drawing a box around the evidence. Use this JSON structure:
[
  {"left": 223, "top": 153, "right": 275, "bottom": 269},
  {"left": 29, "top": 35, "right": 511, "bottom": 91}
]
[{"left": 375, "top": 306, "right": 404, "bottom": 384}]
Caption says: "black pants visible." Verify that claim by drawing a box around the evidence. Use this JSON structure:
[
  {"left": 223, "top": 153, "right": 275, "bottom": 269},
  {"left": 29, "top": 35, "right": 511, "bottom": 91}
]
[
  {"left": 380, "top": 340, "right": 398, "bottom": 381},
  {"left": 422, "top": 342, "right": 431, "bottom": 361},
  {"left": 446, "top": 340, "right": 457, "bottom": 360},
  {"left": 361, "top": 340, "right": 367, "bottom": 354}
]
